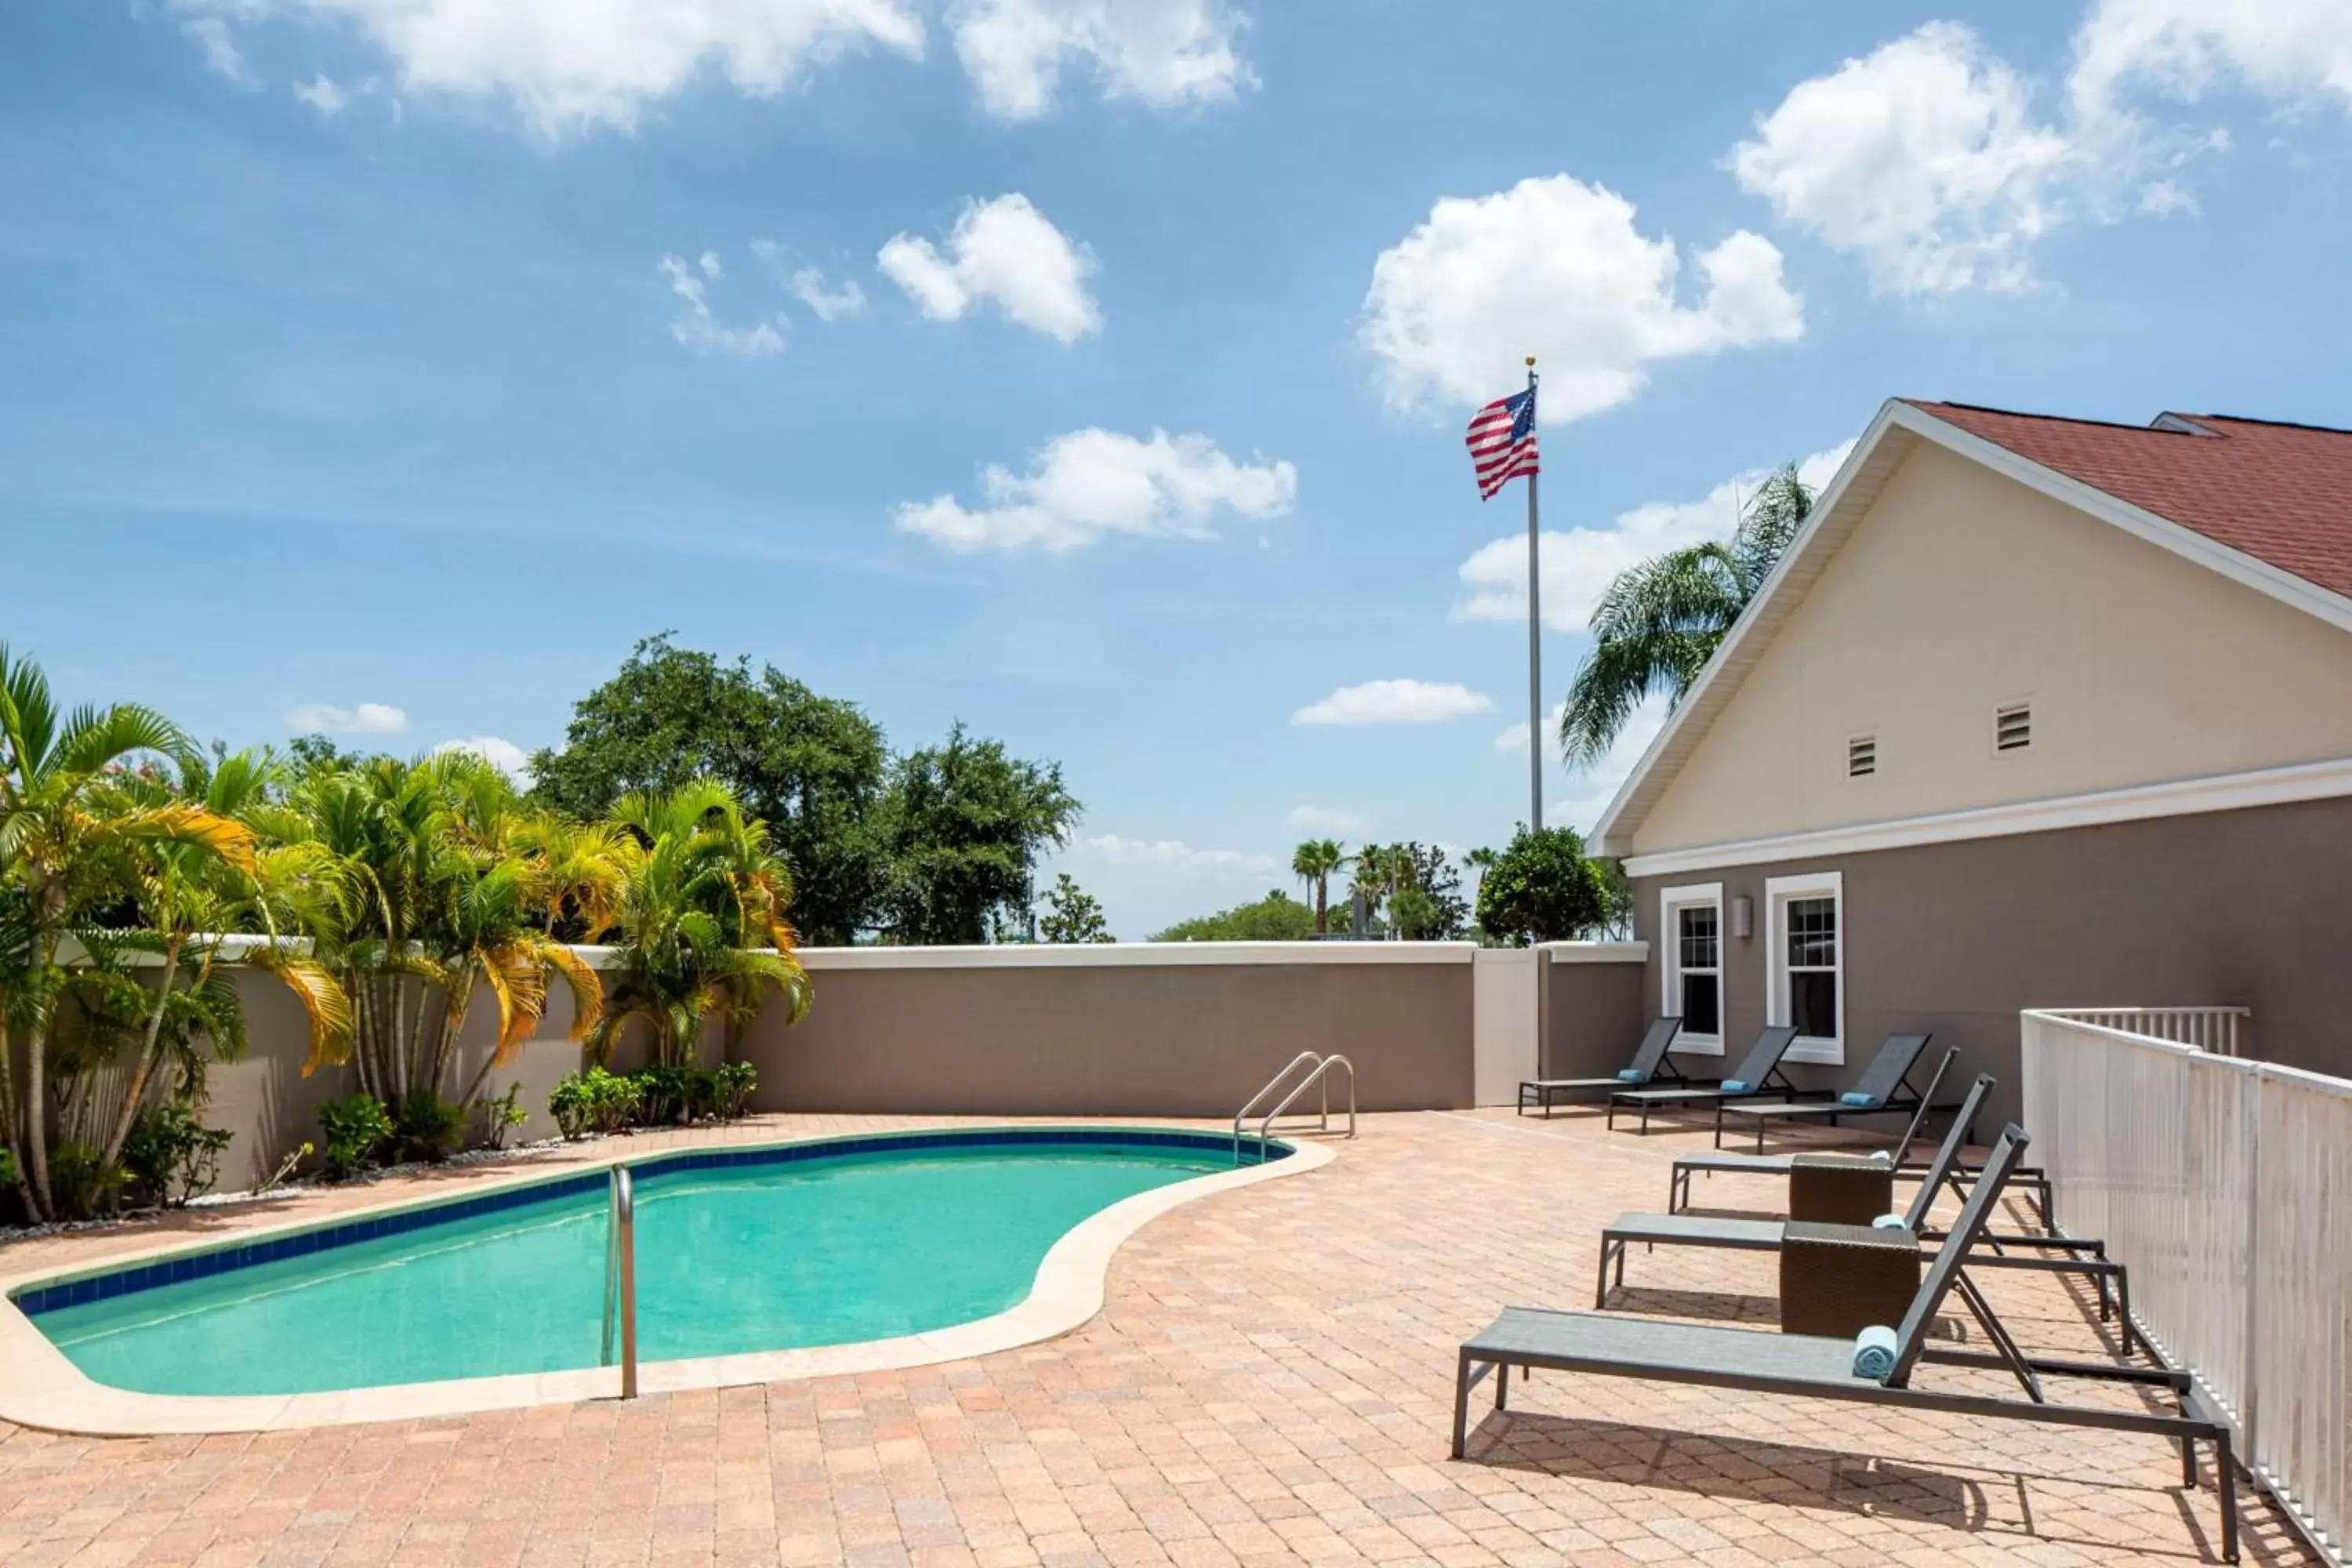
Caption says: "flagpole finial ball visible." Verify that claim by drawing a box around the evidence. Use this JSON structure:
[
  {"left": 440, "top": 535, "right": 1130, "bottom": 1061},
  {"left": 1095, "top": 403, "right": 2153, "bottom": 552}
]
[{"left": 1525, "top": 355, "right": 1536, "bottom": 366}]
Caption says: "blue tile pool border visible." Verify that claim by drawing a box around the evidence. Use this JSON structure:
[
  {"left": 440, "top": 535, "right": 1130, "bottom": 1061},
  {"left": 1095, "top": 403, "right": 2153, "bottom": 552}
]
[{"left": 9, "top": 1126, "right": 1283, "bottom": 1319}]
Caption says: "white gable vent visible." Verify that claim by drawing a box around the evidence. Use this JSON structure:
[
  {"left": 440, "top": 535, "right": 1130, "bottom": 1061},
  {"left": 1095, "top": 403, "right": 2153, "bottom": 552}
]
[
  {"left": 1847, "top": 734, "right": 1877, "bottom": 778},
  {"left": 1995, "top": 702, "right": 2032, "bottom": 752}
]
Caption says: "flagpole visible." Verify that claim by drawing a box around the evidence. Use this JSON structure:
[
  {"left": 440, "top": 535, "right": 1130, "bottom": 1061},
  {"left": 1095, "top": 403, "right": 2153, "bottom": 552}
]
[{"left": 1524, "top": 355, "right": 1542, "bottom": 833}]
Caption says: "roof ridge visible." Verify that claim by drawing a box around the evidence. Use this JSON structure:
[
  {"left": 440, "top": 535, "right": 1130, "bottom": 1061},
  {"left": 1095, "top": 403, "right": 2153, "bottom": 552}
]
[
  {"left": 2175, "top": 412, "right": 2352, "bottom": 437},
  {"left": 1905, "top": 399, "right": 2195, "bottom": 436}
]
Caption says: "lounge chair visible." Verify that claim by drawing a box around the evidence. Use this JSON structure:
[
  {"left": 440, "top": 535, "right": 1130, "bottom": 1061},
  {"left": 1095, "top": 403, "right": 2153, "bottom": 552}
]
[
  {"left": 1599, "top": 1075, "right": 2138, "bottom": 1349},
  {"left": 1709, "top": 1031, "right": 1936, "bottom": 1152},
  {"left": 1450, "top": 1126, "right": 2238, "bottom": 1561},
  {"left": 1517, "top": 1017, "right": 1684, "bottom": 1117},
  {"left": 1606, "top": 1025, "right": 1803, "bottom": 1132}
]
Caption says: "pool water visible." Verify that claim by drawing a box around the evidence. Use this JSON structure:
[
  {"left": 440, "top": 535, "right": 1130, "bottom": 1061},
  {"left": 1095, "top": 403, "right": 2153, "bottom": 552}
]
[{"left": 28, "top": 1134, "right": 1237, "bottom": 1397}]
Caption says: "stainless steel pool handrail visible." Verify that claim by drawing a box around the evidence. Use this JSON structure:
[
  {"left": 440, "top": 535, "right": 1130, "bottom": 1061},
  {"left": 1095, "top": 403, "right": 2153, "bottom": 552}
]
[
  {"left": 1232, "top": 1053, "right": 1357, "bottom": 1163},
  {"left": 601, "top": 1164, "right": 638, "bottom": 1399},
  {"left": 1235, "top": 1052, "right": 1324, "bottom": 1163}
]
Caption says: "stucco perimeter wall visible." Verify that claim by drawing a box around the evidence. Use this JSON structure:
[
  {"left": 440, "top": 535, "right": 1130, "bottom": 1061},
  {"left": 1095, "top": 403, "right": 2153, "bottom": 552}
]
[
  {"left": 736, "top": 945, "right": 1477, "bottom": 1116},
  {"left": 1537, "top": 945, "right": 1649, "bottom": 1082},
  {"left": 1631, "top": 794, "right": 2352, "bottom": 1130}
]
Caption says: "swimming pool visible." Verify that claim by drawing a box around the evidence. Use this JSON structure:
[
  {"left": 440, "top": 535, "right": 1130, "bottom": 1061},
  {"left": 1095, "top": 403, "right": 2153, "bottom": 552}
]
[{"left": 6, "top": 1127, "right": 1300, "bottom": 1417}]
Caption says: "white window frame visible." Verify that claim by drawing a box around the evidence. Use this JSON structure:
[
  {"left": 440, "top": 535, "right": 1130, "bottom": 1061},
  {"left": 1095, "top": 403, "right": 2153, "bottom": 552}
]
[
  {"left": 1658, "top": 882, "right": 1725, "bottom": 1057},
  {"left": 1766, "top": 871, "right": 1844, "bottom": 1065}
]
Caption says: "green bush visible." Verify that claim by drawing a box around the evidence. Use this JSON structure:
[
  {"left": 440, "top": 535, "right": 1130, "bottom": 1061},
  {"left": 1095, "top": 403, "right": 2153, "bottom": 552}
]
[
  {"left": 318, "top": 1093, "right": 394, "bottom": 1180},
  {"left": 122, "top": 1105, "right": 235, "bottom": 1209},
  {"left": 1474, "top": 826, "right": 1610, "bottom": 945},
  {"left": 47, "top": 1142, "right": 130, "bottom": 1220},
  {"left": 635, "top": 1064, "right": 687, "bottom": 1126},
  {"left": 550, "top": 1067, "right": 641, "bottom": 1138},
  {"left": 713, "top": 1062, "right": 757, "bottom": 1120},
  {"left": 480, "top": 1083, "right": 528, "bottom": 1150},
  {"left": 390, "top": 1092, "right": 466, "bottom": 1164}
]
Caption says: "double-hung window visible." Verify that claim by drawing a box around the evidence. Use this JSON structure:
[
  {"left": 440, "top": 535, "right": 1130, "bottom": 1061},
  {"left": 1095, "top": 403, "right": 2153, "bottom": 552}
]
[
  {"left": 1659, "top": 883, "right": 1724, "bottom": 1054},
  {"left": 1766, "top": 871, "right": 1843, "bottom": 1064}
]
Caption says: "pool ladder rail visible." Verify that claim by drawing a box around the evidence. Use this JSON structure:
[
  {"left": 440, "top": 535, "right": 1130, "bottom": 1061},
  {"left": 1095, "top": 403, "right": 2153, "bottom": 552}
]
[
  {"left": 601, "top": 1164, "right": 638, "bottom": 1399},
  {"left": 1232, "top": 1052, "right": 1356, "bottom": 1164}
]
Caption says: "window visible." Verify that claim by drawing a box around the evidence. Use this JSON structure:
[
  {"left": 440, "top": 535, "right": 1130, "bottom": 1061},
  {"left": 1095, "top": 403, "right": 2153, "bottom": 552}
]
[
  {"left": 1659, "top": 883, "right": 1724, "bottom": 1053},
  {"left": 1847, "top": 734, "right": 1877, "bottom": 778},
  {"left": 1766, "top": 872, "right": 1842, "bottom": 1064},
  {"left": 1996, "top": 702, "right": 2031, "bottom": 752}
]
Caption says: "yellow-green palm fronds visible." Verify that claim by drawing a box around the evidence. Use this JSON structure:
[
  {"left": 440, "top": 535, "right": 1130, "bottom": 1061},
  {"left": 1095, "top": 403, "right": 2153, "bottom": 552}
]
[{"left": 242, "top": 942, "right": 356, "bottom": 1076}]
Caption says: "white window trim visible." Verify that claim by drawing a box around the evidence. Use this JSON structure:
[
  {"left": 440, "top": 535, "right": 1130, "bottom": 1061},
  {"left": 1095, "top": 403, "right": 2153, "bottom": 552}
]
[
  {"left": 1658, "top": 881, "right": 1725, "bottom": 1057},
  {"left": 1766, "top": 871, "right": 1844, "bottom": 1065}
]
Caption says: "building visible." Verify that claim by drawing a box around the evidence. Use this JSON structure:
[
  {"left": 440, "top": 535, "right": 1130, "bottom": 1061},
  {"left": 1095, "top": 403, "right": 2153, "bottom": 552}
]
[{"left": 1590, "top": 399, "right": 2352, "bottom": 1124}]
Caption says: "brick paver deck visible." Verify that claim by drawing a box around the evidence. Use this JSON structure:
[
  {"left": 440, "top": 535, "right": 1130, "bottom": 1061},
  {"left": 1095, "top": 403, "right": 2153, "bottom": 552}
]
[{"left": 0, "top": 1109, "right": 2317, "bottom": 1566}]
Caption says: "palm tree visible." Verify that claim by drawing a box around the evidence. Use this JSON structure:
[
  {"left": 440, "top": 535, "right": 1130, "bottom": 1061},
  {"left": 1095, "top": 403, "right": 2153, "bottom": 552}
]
[
  {"left": 1559, "top": 462, "right": 1817, "bottom": 766},
  {"left": 1290, "top": 839, "right": 1347, "bottom": 935},
  {"left": 0, "top": 644, "right": 256, "bottom": 1219},
  {"left": 588, "top": 783, "right": 811, "bottom": 1071}
]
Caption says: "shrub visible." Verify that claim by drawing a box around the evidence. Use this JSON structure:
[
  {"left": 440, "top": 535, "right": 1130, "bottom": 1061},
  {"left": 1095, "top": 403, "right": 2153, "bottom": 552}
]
[
  {"left": 122, "top": 1105, "right": 235, "bottom": 1209},
  {"left": 390, "top": 1092, "right": 466, "bottom": 1164},
  {"left": 635, "top": 1064, "right": 687, "bottom": 1127},
  {"left": 318, "top": 1093, "right": 394, "bottom": 1180},
  {"left": 550, "top": 1068, "right": 640, "bottom": 1138},
  {"left": 1474, "top": 826, "right": 1609, "bottom": 945},
  {"left": 713, "top": 1062, "right": 757, "bottom": 1120},
  {"left": 479, "top": 1083, "right": 528, "bottom": 1150},
  {"left": 47, "top": 1142, "right": 130, "bottom": 1220}
]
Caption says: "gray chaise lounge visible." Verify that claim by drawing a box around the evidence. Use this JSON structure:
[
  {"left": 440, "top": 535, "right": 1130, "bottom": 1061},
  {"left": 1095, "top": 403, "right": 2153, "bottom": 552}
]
[
  {"left": 1450, "top": 1126, "right": 2238, "bottom": 1561},
  {"left": 1606, "top": 1025, "right": 1803, "bottom": 1132},
  {"left": 1517, "top": 1016, "right": 1684, "bottom": 1117},
  {"left": 1599, "top": 1075, "right": 2138, "bottom": 1349},
  {"left": 1708, "top": 1031, "right": 1936, "bottom": 1152}
]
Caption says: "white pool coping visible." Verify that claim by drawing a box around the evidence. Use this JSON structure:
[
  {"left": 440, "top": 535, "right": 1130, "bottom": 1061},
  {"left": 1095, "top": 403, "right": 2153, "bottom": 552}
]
[{"left": 0, "top": 1124, "right": 1334, "bottom": 1436}]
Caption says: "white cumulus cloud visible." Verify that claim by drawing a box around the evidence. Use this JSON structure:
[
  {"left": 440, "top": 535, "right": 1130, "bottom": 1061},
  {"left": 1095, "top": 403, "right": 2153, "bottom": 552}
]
[
  {"left": 1729, "top": 23, "right": 2074, "bottom": 297},
  {"left": 1456, "top": 441, "right": 1855, "bottom": 633},
  {"left": 895, "top": 427, "right": 1295, "bottom": 554},
  {"left": 1360, "top": 175, "right": 1803, "bottom": 425},
  {"left": 436, "top": 735, "right": 533, "bottom": 785},
  {"left": 949, "top": 0, "right": 1250, "bottom": 121},
  {"left": 1286, "top": 805, "right": 1370, "bottom": 837},
  {"left": 1292, "top": 680, "right": 1494, "bottom": 728},
  {"left": 183, "top": 16, "right": 252, "bottom": 83},
  {"left": 878, "top": 194, "right": 1100, "bottom": 343},
  {"left": 749, "top": 241, "right": 869, "bottom": 321},
  {"left": 283, "top": 701, "right": 409, "bottom": 735},
  {"left": 172, "top": 0, "right": 927, "bottom": 137},
  {"left": 2071, "top": 0, "right": 2352, "bottom": 125},
  {"left": 293, "top": 73, "right": 348, "bottom": 114},
  {"left": 659, "top": 252, "right": 787, "bottom": 359}
]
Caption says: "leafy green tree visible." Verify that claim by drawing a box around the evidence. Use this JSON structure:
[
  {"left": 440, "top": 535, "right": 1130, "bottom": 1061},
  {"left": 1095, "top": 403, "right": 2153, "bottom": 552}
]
[
  {"left": 1152, "top": 890, "right": 1316, "bottom": 942},
  {"left": 874, "top": 724, "right": 1080, "bottom": 945},
  {"left": 1290, "top": 839, "right": 1347, "bottom": 934},
  {"left": 1474, "top": 826, "right": 1609, "bottom": 945},
  {"left": 531, "top": 636, "right": 889, "bottom": 945},
  {"left": 1560, "top": 462, "right": 1817, "bottom": 764},
  {"left": 1385, "top": 843, "right": 1469, "bottom": 939},
  {"left": 1037, "top": 873, "right": 1113, "bottom": 944}
]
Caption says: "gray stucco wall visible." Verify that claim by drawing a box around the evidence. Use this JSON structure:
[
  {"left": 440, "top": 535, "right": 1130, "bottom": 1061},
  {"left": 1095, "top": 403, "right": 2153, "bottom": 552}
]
[
  {"left": 1537, "top": 952, "right": 1650, "bottom": 1082},
  {"left": 1631, "top": 794, "right": 2352, "bottom": 1130},
  {"left": 735, "top": 953, "right": 1476, "bottom": 1116}
]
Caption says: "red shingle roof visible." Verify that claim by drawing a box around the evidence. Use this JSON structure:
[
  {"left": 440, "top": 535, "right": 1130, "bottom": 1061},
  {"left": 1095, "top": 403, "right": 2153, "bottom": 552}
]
[{"left": 1904, "top": 401, "right": 2352, "bottom": 602}]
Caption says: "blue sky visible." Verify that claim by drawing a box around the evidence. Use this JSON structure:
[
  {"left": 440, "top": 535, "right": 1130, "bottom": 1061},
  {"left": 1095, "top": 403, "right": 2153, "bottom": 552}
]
[{"left": 4, "top": 1, "right": 2350, "bottom": 936}]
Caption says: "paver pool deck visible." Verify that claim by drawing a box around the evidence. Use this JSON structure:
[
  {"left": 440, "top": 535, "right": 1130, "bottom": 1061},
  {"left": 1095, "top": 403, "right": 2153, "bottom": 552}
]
[{"left": 0, "top": 1109, "right": 2318, "bottom": 1566}]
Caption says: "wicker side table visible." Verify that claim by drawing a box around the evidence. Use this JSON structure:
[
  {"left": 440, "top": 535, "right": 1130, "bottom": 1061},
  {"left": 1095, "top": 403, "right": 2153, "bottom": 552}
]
[
  {"left": 1787, "top": 1153, "right": 1896, "bottom": 1225},
  {"left": 1779, "top": 1221, "right": 1920, "bottom": 1338}
]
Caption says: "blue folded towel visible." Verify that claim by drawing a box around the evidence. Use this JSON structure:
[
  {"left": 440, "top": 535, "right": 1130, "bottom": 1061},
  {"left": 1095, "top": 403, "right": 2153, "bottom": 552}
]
[
  {"left": 1840, "top": 1091, "right": 1882, "bottom": 1109},
  {"left": 1617, "top": 1069, "right": 1645, "bottom": 1083},
  {"left": 1871, "top": 1213, "right": 1907, "bottom": 1229},
  {"left": 1852, "top": 1325, "right": 1899, "bottom": 1381},
  {"left": 1719, "top": 1079, "right": 1749, "bottom": 1094}
]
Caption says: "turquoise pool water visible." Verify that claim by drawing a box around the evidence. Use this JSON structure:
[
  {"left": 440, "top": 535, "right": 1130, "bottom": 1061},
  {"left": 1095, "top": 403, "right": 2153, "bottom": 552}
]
[{"left": 25, "top": 1131, "right": 1242, "bottom": 1397}]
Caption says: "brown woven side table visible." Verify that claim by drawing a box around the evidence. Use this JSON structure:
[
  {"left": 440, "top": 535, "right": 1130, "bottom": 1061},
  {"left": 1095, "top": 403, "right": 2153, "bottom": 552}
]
[
  {"left": 1788, "top": 1154, "right": 1896, "bottom": 1225},
  {"left": 1779, "top": 1221, "right": 1920, "bottom": 1338}
]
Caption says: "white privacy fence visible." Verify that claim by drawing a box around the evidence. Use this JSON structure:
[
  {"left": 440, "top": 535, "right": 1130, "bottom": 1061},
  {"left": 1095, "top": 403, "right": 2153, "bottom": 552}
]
[
  {"left": 2034, "top": 1006, "right": 2248, "bottom": 1055},
  {"left": 2023, "top": 1011, "right": 2352, "bottom": 1563}
]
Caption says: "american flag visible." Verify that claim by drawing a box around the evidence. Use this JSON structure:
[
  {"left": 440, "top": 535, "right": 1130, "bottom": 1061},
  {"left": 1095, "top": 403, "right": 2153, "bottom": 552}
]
[{"left": 1465, "top": 385, "right": 1538, "bottom": 500}]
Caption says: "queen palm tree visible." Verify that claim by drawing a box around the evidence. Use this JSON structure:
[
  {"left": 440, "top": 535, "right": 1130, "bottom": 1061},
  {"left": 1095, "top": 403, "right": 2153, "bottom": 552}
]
[
  {"left": 0, "top": 644, "right": 256, "bottom": 1219},
  {"left": 1290, "top": 839, "right": 1347, "bottom": 935},
  {"left": 1559, "top": 462, "right": 1817, "bottom": 766}
]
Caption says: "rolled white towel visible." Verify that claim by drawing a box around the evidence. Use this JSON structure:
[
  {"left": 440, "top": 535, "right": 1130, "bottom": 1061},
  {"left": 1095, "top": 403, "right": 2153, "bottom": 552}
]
[{"left": 1852, "top": 1324, "right": 1900, "bottom": 1381}]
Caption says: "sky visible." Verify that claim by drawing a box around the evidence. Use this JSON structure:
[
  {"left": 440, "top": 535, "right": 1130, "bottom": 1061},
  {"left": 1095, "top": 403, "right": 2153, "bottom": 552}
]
[{"left": 4, "top": 2, "right": 2350, "bottom": 938}]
